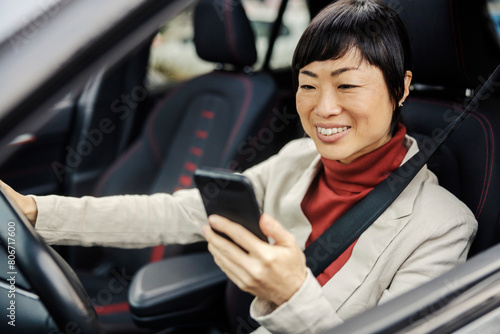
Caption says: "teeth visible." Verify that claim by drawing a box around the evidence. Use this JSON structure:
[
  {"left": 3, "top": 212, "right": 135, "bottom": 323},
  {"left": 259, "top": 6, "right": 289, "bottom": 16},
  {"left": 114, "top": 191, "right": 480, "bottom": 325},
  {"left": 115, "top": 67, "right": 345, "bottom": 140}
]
[{"left": 317, "top": 126, "right": 349, "bottom": 136}]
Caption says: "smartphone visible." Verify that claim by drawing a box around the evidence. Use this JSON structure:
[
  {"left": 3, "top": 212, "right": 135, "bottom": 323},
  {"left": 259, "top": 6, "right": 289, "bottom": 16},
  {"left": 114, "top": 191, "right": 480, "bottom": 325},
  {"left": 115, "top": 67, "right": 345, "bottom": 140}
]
[{"left": 194, "top": 168, "right": 267, "bottom": 243}]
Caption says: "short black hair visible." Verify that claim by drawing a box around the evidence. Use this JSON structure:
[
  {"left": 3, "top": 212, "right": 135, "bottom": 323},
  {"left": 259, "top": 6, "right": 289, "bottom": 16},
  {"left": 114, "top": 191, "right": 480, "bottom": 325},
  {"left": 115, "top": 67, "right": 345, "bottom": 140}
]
[{"left": 292, "top": 0, "right": 412, "bottom": 135}]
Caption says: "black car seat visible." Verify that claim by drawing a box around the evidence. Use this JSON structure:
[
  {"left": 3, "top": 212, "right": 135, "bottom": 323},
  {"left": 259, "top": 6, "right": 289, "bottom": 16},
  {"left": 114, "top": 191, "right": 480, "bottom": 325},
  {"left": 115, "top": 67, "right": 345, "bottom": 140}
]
[
  {"left": 61, "top": 43, "right": 152, "bottom": 198},
  {"left": 379, "top": 0, "right": 500, "bottom": 257},
  {"left": 74, "top": 0, "right": 278, "bottom": 330}
]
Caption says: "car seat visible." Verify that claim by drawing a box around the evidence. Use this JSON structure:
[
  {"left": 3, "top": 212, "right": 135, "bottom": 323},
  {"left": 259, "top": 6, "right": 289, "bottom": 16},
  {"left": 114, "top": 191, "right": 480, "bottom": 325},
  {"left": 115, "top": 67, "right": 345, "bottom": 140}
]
[
  {"left": 74, "top": 0, "right": 278, "bottom": 331},
  {"left": 380, "top": 0, "right": 500, "bottom": 257}
]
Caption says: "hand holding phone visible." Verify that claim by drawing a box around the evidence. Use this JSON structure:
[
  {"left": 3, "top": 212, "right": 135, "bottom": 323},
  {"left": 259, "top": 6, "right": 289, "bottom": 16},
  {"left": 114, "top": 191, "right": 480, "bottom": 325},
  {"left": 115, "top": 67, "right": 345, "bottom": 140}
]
[{"left": 194, "top": 168, "right": 267, "bottom": 243}]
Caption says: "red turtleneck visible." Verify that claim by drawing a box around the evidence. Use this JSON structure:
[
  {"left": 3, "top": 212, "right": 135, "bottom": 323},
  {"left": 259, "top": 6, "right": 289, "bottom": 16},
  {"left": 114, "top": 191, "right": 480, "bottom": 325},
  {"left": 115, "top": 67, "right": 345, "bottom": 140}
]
[{"left": 301, "top": 124, "right": 408, "bottom": 286}]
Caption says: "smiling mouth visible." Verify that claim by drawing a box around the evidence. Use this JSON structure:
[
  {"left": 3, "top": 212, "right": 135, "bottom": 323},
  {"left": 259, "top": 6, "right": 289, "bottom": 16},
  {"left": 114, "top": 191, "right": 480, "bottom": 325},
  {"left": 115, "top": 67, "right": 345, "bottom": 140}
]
[{"left": 316, "top": 126, "right": 350, "bottom": 136}]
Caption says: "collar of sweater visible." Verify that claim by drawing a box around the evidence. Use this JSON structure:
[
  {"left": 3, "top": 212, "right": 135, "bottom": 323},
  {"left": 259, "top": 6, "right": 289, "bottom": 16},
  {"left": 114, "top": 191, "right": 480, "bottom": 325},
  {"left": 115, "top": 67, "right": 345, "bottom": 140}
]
[{"left": 320, "top": 123, "right": 408, "bottom": 193}]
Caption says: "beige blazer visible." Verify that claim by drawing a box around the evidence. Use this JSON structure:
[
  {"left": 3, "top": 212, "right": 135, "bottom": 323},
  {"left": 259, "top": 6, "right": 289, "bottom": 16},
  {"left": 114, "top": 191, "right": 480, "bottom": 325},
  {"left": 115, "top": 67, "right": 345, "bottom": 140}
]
[
  {"left": 246, "top": 137, "right": 477, "bottom": 333},
  {"left": 33, "top": 136, "right": 477, "bottom": 334}
]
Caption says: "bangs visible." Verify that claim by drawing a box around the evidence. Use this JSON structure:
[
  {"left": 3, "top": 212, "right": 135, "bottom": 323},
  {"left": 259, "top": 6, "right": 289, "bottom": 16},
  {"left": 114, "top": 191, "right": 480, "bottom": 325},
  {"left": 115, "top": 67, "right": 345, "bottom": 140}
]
[
  {"left": 291, "top": 0, "right": 412, "bottom": 135},
  {"left": 292, "top": 0, "right": 405, "bottom": 83}
]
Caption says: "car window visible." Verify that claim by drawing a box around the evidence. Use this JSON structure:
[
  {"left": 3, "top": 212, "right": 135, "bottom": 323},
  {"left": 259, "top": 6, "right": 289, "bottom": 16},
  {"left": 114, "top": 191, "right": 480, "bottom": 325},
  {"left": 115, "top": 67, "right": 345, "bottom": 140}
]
[
  {"left": 146, "top": 0, "right": 310, "bottom": 89},
  {"left": 244, "top": 0, "right": 309, "bottom": 69},
  {"left": 146, "top": 3, "right": 210, "bottom": 88},
  {"left": 488, "top": 0, "right": 500, "bottom": 36}
]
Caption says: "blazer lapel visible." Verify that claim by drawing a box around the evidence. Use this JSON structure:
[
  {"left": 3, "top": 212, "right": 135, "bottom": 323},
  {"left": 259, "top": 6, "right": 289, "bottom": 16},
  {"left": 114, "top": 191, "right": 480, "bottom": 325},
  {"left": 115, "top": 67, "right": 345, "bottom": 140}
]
[{"left": 278, "top": 153, "right": 322, "bottom": 247}]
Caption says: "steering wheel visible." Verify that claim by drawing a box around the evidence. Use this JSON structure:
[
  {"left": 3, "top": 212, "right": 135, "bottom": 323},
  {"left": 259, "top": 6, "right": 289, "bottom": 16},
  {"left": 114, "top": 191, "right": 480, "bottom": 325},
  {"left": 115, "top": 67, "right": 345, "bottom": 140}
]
[{"left": 0, "top": 188, "right": 105, "bottom": 333}]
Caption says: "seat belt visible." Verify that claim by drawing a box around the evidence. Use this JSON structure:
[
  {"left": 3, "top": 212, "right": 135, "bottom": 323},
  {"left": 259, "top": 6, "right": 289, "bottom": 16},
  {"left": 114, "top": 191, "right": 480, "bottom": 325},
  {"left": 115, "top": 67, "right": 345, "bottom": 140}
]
[{"left": 304, "top": 65, "right": 500, "bottom": 277}]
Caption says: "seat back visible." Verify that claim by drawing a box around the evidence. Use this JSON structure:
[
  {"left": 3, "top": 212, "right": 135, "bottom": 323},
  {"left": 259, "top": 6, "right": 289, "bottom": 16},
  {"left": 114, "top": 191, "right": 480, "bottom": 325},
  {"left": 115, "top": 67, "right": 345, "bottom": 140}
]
[
  {"left": 88, "top": 0, "right": 277, "bottom": 272},
  {"left": 382, "top": 0, "right": 500, "bottom": 257},
  {"left": 95, "top": 1, "right": 276, "bottom": 197}
]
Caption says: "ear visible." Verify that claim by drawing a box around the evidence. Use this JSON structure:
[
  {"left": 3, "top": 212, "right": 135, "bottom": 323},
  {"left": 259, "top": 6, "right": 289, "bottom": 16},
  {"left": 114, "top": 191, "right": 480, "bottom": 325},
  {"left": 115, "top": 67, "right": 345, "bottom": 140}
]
[{"left": 399, "top": 70, "right": 413, "bottom": 107}]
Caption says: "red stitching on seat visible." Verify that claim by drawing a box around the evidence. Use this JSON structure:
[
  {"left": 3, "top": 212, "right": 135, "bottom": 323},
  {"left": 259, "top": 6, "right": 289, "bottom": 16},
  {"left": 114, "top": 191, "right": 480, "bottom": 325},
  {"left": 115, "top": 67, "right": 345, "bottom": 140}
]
[
  {"left": 143, "top": 82, "right": 190, "bottom": 166},
  {"left": 184, "top": 162, "right": 197, "bottom": 172},
  {"left": 225, "top": 0, "right": 239, "bottom": 65},
  {"left": 146, "top": 123, "right": 163, "bottom": 166},
  {"left": 408, "top": 98, "right": 493, "bottom": 219},
  {"left": 148, "top": 109, "right": 214, "bottom": 264},
  {"left": 190, "top": 147, "right": 203, "bottom": 156},
  {"left": 202, "top": 110, "right": 215, "bottom": 119},
  {"left": 95, "top": 302, "right": 129, "bottom": 316},
  {"left": 471, "top": 112, "right": 494, "bottom": 218},
  {"left": 179, "top": 174, "right": 192, "bottom": 187},
  {"left": 221, "top": 75, "right": 253, "bottom": 159},
  {"left": 469, "top": 113, "right": 489, "bottom": 217},
  {"left": 196, "top": 130, "right": 209, "bottom": 139},
  {"left": 150, "top": 245, "right": 166, "bottom": 262}
]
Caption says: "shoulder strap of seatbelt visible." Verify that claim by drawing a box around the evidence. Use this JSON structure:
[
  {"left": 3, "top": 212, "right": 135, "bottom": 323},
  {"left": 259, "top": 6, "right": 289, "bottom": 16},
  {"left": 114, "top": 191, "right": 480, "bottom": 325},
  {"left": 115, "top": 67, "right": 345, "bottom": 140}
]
[{"left": 304, "top": 65, "right": 500, "bottom": 277}]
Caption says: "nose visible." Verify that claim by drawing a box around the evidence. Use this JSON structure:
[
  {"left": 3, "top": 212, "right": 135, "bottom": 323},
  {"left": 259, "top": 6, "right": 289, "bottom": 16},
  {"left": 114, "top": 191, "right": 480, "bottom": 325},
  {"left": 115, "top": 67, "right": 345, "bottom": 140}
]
[{"left": 315, "top": 90, "right": 342, "bottom": 118}]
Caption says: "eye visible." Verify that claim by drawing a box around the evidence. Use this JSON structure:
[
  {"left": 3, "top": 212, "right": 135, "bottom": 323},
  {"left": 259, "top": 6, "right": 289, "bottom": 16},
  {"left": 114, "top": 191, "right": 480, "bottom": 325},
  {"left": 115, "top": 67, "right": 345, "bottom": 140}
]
[
  {"left": 300, "top": 84, "right": 315, "bottom": 90},
  {"left": 338, "top": 84, "right": 357, "bottom": 90}
]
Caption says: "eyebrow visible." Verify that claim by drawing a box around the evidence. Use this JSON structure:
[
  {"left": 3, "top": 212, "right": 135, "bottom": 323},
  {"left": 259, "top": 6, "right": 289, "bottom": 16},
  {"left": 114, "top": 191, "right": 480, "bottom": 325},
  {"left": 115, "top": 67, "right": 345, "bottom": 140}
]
[{"left": 299, "top": 67, "right": 358, "bottom": 78}]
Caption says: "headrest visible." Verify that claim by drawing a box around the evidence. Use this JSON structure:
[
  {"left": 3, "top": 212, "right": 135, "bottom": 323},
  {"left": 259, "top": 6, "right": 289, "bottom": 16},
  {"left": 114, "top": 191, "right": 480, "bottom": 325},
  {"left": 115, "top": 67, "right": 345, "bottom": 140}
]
[
  {"left": 193, "top": 0, "right": 257, "bottom": 67},
  {"left": 384, "top": 0, "right": 500, "bottom": 89}
]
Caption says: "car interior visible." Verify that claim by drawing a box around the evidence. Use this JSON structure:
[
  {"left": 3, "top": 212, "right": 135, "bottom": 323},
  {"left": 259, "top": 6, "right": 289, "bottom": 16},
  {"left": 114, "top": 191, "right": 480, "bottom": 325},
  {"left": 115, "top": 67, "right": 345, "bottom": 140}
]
[
  {"left": 0, "top": 0, "right": 500, "bottom": 333},
  {"left": 66, "top": 0, "right": 282, "bottom": 331}
]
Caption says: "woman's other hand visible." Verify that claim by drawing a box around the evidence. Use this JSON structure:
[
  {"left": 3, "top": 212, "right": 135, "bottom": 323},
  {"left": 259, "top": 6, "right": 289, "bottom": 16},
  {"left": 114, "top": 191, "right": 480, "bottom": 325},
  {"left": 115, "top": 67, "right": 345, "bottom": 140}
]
[
  {"left": 0, "top": 181, "right": 38, "bottom": 226},
  {"left": 203, "top": 213, "right": 307, "bottom": 307}
]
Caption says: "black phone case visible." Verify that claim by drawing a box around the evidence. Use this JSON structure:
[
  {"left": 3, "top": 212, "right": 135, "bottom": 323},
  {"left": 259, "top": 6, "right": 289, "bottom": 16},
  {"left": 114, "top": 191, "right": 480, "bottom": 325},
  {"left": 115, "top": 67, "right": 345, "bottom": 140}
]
[{"left": 194, "top": 168, "right": 267, "bottom": 242}]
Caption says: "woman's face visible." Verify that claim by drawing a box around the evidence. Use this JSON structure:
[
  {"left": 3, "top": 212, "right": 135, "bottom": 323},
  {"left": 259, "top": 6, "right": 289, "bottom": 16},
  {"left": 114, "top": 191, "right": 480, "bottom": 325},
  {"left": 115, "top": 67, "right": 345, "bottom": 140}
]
[{"left": 296, "top": 49, "right": 405, "bottom": 164}]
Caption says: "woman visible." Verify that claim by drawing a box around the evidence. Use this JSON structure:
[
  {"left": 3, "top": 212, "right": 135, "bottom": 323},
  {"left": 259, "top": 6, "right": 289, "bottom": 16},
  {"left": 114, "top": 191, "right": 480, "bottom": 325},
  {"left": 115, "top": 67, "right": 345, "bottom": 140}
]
[{"left": 4, "top": 0, "right": 476, "bottom": 333}]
